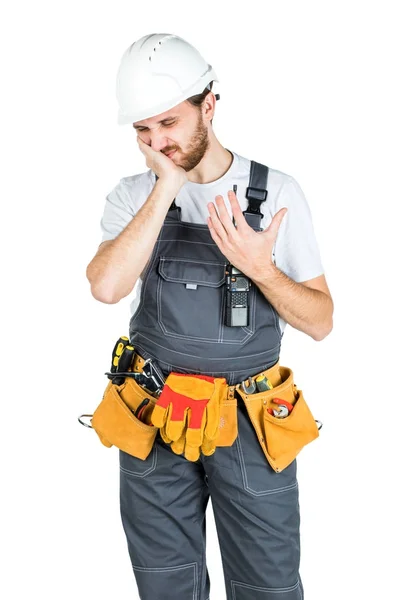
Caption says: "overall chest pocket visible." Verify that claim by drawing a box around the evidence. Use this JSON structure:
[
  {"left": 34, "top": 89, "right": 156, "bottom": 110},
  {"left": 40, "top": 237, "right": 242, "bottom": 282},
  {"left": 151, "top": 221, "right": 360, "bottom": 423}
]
[{"left": 156, "top": 255, "right": 253, "bottom": 343}]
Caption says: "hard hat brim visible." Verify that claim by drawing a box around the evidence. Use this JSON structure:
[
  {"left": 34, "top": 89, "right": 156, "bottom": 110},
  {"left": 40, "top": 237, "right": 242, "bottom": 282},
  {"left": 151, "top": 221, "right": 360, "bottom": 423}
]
[{"left": 117, "top": 73, "right": 219, "bottom": 125}]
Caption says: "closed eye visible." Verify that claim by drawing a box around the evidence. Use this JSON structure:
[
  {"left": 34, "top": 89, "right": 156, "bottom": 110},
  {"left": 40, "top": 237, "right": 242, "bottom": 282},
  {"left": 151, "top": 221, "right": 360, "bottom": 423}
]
[{"left": 135, "top": 121, "right": 176, "bottom": 132}]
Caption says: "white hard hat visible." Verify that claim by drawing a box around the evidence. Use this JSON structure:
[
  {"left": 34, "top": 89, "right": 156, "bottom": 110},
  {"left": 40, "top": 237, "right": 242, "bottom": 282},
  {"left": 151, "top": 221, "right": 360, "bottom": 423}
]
[{"left": 116, "top": 33, "right": 219, "bottom": 125}]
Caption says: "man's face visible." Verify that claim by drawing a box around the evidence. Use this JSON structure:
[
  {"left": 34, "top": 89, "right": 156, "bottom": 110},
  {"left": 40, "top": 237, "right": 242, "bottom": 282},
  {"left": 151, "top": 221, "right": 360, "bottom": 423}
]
[{"left": 133, "top": 100, "right": 210, "bottom": 172}]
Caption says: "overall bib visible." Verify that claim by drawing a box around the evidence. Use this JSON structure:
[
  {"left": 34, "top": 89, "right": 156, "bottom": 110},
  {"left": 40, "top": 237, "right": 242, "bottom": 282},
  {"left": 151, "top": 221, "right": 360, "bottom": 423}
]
[{"left": 119, "top": 160, "right": 304, "bottom": 600}]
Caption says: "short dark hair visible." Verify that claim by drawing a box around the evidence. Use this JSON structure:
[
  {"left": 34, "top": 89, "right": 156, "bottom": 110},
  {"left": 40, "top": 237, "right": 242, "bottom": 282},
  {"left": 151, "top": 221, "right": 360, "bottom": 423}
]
[{"left": 185, "top": 81, "right": 215, "bottom": 124}]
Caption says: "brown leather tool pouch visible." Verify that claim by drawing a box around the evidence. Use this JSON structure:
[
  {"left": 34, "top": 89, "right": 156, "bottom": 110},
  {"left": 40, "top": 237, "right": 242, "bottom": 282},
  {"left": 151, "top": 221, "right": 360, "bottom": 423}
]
[
  {"left": 91, "top": 377, "right": 159, "bottom": 460},
  {"left": 236, "top": 366, "right": 320, "bottom": 472}
]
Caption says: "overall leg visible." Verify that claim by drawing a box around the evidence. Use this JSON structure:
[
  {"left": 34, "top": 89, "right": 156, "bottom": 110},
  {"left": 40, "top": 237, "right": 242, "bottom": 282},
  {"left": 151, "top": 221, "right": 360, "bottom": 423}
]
[
  {"left": 203, "top": 396, "right": 304, "bottom": 600},
  {"left": 119, "top": 430, "right": 211, "bottom": 600}
]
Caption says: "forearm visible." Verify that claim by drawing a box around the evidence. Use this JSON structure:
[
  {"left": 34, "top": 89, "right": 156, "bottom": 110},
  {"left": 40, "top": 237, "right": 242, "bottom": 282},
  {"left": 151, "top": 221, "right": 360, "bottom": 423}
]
[
  {"left": 87, "top": 178, "right": 180, "bottom": 303},
  {"left": 252, "top": 264, "right": 333, "bottom": 341}
]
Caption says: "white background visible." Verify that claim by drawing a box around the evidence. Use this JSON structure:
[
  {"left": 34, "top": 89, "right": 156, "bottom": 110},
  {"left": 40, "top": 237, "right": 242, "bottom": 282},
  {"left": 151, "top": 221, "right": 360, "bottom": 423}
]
[{"left": 1, "top": 1, "right": 399, "bottom": 599}]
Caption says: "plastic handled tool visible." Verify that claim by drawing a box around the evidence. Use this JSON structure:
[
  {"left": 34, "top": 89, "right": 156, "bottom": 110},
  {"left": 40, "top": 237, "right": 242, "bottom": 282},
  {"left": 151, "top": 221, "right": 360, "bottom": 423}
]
[
  {"left": 110, "top": 336, "right": 130, "bottom": 375},
  {"left": 112, "top": 345, "right": 135, "bottom": 385},
  {"left": 134, "top": 398, "right": 154, "bottom": 426},
  {"left": 255, "top": 374, "right": 273, "bottom": 392},
  {"left": 267, "top": 398, "right": 294, "bottom": 418}
]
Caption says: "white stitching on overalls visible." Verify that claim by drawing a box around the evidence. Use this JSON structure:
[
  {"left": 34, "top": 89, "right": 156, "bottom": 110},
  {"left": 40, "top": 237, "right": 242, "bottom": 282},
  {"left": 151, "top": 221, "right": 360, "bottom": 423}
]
[
  {"left": 128, "top": 232, "right": 163, "bottom": 326},
  {"left": 134, "top": 331, "right": 280, "bottom": 359},
  {"left": 156, "top": 256, "right": 253, "bottom": 344},
  {"left": 131, "top": 562, "right": 198, "bottom": 600},
  {"left": 119, "top": 445, "right": 157, "bottom": 477},
  {"left": 160, "top": 255, "right": 226, "bottom": 266},
  {"left": 236, "top": 433, "right": 298, "bottom": 496},
  {"left": 231, "top": 578, "right": 301, "bottom": 597}
]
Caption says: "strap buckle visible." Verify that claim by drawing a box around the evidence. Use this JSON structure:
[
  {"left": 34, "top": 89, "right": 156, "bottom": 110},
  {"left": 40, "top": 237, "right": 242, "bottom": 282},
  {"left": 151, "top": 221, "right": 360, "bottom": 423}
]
[
  {"left": 246, "top": 186, "right": 267, "bottom": 203},
  {"left": 243, "top": 186, "right": 267, "bottom": 219}
]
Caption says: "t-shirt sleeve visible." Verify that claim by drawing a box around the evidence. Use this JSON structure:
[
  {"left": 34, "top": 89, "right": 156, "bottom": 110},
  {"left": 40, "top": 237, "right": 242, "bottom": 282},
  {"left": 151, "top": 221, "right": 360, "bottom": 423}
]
[
  {"left": 273, "top": 176, "right": 324, "bottom": 282},
  {"left": 100, "top": 179, "right": 136, "bottom": 243}
]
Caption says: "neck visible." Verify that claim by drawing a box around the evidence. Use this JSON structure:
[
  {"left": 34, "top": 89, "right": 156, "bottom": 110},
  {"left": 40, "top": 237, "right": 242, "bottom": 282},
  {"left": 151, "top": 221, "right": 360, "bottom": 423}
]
[{"left": 186, "top": 131, "right": 233, "bottom": 184}]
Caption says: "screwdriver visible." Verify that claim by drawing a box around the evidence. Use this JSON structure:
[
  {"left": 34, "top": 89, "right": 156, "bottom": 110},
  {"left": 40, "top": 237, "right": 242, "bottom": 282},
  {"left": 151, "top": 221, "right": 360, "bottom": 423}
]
[
  {"left": 112, "top": 345, "right": 135, "bottom": 385},
  {"left": 110, "top": 336, "right": 129, "bottom": 375},
  {"left": 255, "top": 374, "right": 273, "bottom": 392}
]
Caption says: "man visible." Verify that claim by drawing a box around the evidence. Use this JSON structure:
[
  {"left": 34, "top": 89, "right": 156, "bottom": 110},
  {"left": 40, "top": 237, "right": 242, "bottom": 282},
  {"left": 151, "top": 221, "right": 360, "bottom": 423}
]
[{"left": 86, "top": 33, "right": 333, "bottom": 600}]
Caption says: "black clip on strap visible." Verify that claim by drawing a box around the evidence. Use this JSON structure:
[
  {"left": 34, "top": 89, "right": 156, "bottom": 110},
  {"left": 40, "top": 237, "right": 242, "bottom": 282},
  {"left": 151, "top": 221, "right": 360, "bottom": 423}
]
[
  {"left": 242, "top": 161, "right": 269, "bottom": 229},
  {"left": 245, "top": 187, "right": 267, "bottom": 219}
]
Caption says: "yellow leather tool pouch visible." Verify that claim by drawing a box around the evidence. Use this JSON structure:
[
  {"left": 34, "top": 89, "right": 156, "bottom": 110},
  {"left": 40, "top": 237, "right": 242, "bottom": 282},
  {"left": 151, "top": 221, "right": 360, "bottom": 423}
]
[
  {"left": 91, "top": 377, "right": 159, "bottom": 461},
  {"left": 236, "top": 366, "right": 320, "bottom": 472},
  {"left": 214, "top": 395, "right": 238, "bottom": 447}
]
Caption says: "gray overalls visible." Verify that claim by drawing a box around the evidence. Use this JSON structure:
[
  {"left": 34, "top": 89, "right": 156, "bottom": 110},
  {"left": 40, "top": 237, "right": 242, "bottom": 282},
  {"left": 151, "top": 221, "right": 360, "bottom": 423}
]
[{"left": 119, "top": 161, "right": 304, "bottom": 600}]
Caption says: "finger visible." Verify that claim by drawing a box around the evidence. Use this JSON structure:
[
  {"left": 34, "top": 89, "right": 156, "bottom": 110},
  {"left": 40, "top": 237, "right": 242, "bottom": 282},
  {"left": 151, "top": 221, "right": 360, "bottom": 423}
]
[
  {"left": 267, "top": 208, "right": 288, "bottom": 240},
  {"left": 136, "top": 135, "right": 145, "bottom": 149},
  {"left": 137, "top": 136, "right": 150, "bottom": 153},
  {"left": 227, "top": 190, "right": 249, "bottom": 233},
  {"left": 213, "top": 194, "right": 238, "bottom": 238},
  {"left": 207, "top": 216, "right": 223, "bottom": 246},
  {"left": 216, "top": 195, "right": 238, "bottom": 234},
  {"left": 207, "top": 201, "right": 227, "bottom": 239}
]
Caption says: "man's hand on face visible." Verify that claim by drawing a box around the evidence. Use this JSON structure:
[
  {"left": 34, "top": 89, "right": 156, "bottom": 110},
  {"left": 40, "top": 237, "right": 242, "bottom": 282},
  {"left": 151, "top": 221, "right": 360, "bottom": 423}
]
[{"left": 136, "top": 135, "right": 188, "bottom": 188}]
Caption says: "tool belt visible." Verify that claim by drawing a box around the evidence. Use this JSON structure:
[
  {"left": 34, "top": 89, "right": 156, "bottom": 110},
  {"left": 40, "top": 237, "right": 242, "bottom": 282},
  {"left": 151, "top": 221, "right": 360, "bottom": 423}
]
[{"left": 78, "top": 343, "right": 321, "bottom": 473}]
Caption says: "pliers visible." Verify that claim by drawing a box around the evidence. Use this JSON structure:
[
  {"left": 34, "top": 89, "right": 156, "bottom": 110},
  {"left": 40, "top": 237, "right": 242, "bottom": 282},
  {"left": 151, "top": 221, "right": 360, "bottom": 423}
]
[{"left": 267, "top": 398, "right": 294, "bottom": 418}]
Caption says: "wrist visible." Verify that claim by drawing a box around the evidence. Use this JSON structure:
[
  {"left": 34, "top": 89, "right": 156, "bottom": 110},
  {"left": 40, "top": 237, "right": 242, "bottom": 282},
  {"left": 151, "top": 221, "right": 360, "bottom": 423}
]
[
  {"left": 251, "top": 261, "right": 277, "bottom": 284},
  {"left": 157, "top": 175, "right": 185, "bottom": 195}
]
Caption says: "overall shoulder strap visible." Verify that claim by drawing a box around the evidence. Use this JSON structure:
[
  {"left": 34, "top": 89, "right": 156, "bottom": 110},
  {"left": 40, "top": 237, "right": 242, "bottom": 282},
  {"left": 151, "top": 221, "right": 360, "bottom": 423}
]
[{"left": 243, "top": 161, "right": 269, "bottom": 229}]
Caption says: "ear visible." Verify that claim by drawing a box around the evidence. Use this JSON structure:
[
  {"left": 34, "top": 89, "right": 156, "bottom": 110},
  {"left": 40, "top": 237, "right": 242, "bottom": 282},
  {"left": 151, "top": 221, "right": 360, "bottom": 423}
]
[{"left": 202, "top": 93, "right": 216, "bottom": 125}]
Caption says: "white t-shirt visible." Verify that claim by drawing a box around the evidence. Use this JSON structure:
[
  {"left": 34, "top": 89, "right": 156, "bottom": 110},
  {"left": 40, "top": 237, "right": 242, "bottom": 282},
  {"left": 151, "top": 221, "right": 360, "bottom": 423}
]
[{"left": 100, "top": 149, "right": 324, "bottom": 335}]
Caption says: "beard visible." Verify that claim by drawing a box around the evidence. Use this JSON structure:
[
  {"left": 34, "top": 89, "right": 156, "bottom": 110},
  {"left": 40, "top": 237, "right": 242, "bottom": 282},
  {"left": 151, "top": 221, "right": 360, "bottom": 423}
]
[{"left": 166, "top": 111, "right": 210, "bottom": 172}]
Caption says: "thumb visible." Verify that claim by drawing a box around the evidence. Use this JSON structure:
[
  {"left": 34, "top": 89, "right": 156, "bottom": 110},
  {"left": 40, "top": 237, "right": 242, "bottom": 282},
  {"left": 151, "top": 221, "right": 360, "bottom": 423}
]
[{"left": 265, "top": 207, "right": 288, "bottom": 240}]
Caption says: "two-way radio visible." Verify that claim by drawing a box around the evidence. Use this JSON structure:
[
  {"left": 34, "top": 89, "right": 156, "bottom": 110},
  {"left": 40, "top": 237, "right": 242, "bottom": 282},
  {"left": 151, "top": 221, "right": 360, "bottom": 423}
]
[{"left": 224, "top": 184, "right": 251, "bottom": 327}]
